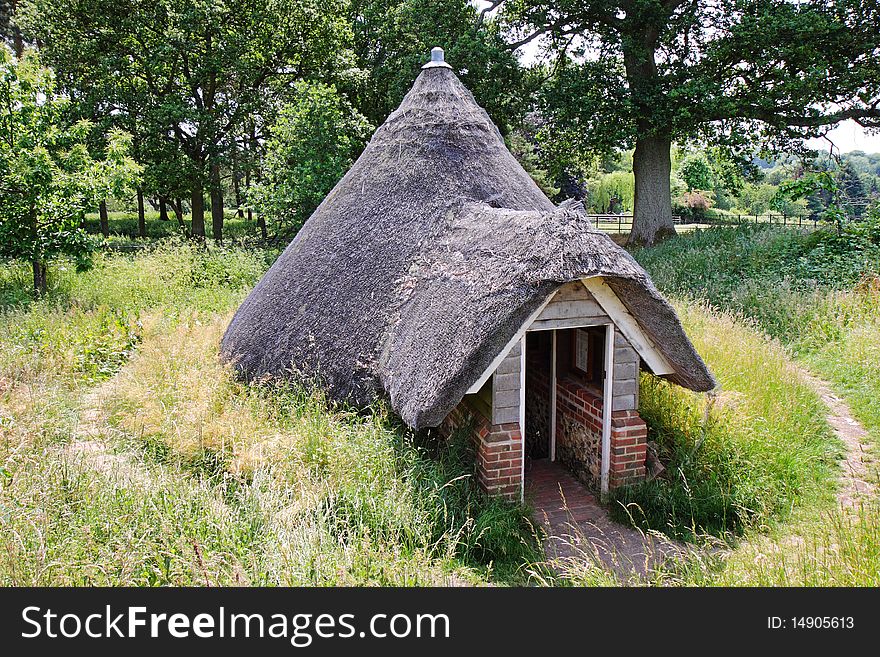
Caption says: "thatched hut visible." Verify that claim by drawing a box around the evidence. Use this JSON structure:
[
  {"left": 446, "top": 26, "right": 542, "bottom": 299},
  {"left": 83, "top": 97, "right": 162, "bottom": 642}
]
[{"left": 222, "top": 48, "right": 715, "bottom": 500}]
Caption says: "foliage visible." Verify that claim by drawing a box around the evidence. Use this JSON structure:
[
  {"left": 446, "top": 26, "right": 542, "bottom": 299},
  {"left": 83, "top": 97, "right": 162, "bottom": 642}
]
[
  {"left": 0, "top": 244, "right": 540, "bottom": 585},
  {"left": 504, "top": 0, "right": 880, "bottom": 242},
  {"left": 633, "top": 221, "right": 880, "bottom": 462},
  {"left": 678, "top": 154, "right": 714, "bottom": 192},
  {"left": 586, "top": 171, "right": 633, "bottom": 213},
  {"left": 19, "top": 0, "right": 351, "bottom": 238},
  {"left": 344, "top": 0, "right": 526, "bottom": 132},
  {"left": 611, "top": 305, "right": 837, "bottom": 540},
  {"left": 0, "top": 47, "right": 139, "bottom": 292},
  {"left": 627, "top": 222, "right": 880, "bottom": 585},
  {"left": 249, "top": 82, "right": 373, "bottom": 237},
  {"left": 678, "top": 191, "right": 712, "bottom": 216},
  {"left": 837, "top": 160, "right": 869, "bottom": 218}
]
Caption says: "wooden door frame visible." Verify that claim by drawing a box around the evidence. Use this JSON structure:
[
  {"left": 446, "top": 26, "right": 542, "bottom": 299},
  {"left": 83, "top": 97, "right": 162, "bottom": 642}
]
[{"left": 520, "top": 322, "right": 615, "bottom": 500}]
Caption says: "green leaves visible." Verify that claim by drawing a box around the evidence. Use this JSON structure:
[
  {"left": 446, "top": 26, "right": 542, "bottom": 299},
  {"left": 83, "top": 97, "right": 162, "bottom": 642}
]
[
  {"left": 0, "top": 46, "right": 140, "bottom": 292},
  {"left": 506, "top": 0, "right": 880, "bottom": 160},
  {"left": 678, "top": 154, "right": 714, "bottom": 193},
  {"left": 250, "top": 81, "right": 372, "bottom": 237}
]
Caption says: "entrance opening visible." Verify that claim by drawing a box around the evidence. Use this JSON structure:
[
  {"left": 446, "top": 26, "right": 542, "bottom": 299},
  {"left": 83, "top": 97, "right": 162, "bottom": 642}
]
[
  {"left": 524, "top": 326, "right": 609, "bottom": 491},
  {"left": 524, "top": 331, "right": 552, "bottom": 460}
]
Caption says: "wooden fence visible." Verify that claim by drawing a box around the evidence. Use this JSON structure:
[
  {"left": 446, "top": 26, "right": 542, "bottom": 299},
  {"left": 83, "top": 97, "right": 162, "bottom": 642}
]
[{"left": 590, "top": 212, "right": 820, "bottom": 235}]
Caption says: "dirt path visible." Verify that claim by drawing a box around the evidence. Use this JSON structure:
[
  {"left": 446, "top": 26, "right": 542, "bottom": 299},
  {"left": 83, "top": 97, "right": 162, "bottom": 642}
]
[
  {"left": 64, "top": 381, "right": 153, "bottom": 487},
  {"left": 797, "top": 369, "right": 876, "bottom": 507}
]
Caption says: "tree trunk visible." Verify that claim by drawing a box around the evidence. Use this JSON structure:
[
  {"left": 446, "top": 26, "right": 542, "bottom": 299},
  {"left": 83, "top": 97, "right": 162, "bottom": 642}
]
[
  {"left": 191, "top": 183, "right": 205, "bottom": 239},
  {"left": 210, "top": 163, "right": 224, "bottom": 243},
  {"left": 99, "top": 200, "right": 109, "bottom": 238},
  {"left": 257, "top": 214, "right": 267, "bottom": 240},
  {"left": 172, "top": 197, "right": 188, "bottom": 235},
  {"left": 159, "top": 197, "right": 169, "bottom": 222},
  {"left": 136, "top": 187, "right": 146, "bottom": 238},
  {"left": 628, "top": 135, "right": 676, "bottom": 247},
  {"left": 32, "top": 259, "right": 47, "bottom": 295},
  {"left": 245, "top": 162, "right": 254, "bottom": 225},
  {"left": 232, "top": 140, "right": 244, "bottom": 219}
]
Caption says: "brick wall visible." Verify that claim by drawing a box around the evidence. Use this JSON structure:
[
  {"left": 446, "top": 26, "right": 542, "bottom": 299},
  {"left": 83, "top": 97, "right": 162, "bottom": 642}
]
[
  {"left": 440, "top": 366, "right": 646, "bottom": 500},
  {"left": 610, "top": 409, "right": 648, "bottom": 487},
  {"left": 555, "top": 377, "right": 647, "bottom": 491},
  {"left": 441, "top": 400, "right": 523, "bottom": 500}
]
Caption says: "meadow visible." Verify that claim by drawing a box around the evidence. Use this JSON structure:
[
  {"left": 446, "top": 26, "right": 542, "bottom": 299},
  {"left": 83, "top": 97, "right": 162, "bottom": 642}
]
[{"left": 1, "top": 214, "right": 878, "bottom": 586}]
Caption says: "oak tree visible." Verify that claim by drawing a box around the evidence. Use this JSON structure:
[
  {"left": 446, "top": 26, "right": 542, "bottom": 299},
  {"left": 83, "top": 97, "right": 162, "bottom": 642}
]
[
  {"left": 502, "top": 0, "right": 880, "bottom": 244},
  {"left": 0, "top": 48, "right": 139, "bottom": 293}
]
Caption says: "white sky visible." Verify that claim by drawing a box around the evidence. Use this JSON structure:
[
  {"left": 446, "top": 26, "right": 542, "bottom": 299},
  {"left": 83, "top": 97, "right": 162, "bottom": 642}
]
[
  {"left": 477, "top": 2, "right": 879, "bottom": 154},
  {"left": 804, "top": 123, "right": 880, "bottom": 155}
]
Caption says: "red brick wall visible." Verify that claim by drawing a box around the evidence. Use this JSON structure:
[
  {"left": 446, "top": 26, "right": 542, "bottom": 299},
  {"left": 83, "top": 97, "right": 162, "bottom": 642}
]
[
  {"left": 555, "top": 377, "right": 647, "bottom": 491},
  {"left": 441, "top": 401, "right": 523, "bottom": 500},
  {"left": 440, "top": 375, "right": 646, "bottom": 500},
  {"left": 610, "top": 409, "right": 648, "bottom": 487}
]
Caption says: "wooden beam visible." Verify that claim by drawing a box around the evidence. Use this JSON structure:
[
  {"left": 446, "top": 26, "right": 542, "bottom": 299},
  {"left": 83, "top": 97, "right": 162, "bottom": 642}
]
[
  {"left": 529, "top": 317, "right": 608, "bottom": 331},
  {"left": 550, "top": 329, "right": 557, "bottom": 462},
  {"left": 519, "top": 335, "right": 526, "bottom": 502},
  {"left": 601, "top": 323, "right": 614, "bottom": 499},
  {"left": 582, "top": 277, "right": 675, "bottom": 377},
  {"left": 465, "top": 290, "right": 556, "bottom": 394}
]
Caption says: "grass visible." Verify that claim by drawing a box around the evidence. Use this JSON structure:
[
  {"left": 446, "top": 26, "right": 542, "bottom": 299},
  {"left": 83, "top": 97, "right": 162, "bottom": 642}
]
[
  {"left": 1, "top": 218, "right": 877, "bottom": 586},
  {"left": 0, "top": 244, "right": 541, "bottom": 586},
  {"left": 82, "top": 210, "right": 261, "bottom": 245},
  {"left": 634, "top": 221, "right": 880, "bottom": 448},
  {"left": 624, "top": 220, "right": 880, "bottom": 586},
  {"left": 612, "top": 304, "right": 838, "bottom": 540}
]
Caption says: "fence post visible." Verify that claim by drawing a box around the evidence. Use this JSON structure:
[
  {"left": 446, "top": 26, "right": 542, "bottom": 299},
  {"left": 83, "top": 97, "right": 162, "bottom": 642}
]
[{"left": 618, "top": 215, "right": 622, "bottom": 234}]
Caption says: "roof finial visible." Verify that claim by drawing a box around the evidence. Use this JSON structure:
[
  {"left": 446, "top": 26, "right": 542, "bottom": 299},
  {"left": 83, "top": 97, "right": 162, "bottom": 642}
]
[{"left": 422, "top": 46, "right": 452, "bottom": 70}]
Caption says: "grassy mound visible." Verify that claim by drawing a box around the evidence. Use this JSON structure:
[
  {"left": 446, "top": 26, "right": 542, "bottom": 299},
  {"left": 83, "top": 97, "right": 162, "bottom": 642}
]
[
  {"left": 611, "top": 304, "right": 839, "bottom": 540},
  {"left": 0, "top": 244, "right": 540, "bottom": 585}
]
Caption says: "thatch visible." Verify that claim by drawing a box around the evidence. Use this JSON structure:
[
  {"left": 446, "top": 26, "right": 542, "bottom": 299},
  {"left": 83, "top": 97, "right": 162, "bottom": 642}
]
[{"left": 221, "top": 63, "right": 716, "bottom": 430}]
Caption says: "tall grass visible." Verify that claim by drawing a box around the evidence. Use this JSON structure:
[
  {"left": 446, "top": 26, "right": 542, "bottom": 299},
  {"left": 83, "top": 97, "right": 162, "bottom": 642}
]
[
  {"left": 627, "top": 223, "right": 880, "bottom": 586},
  {"left": 82, "top": 210, "right": 258, "bottom": 243},
  {"left": 2, "top": 226, "right": 876, "bottom": 585},
  {"left": 0, "top": 244, "right": 540, "bottom": 585},
  {"left": 634, "top": 223, "right": 880, "bottom": 448},
  {"left": 612, "top": 304, "right": 838, "bottom": 540}
]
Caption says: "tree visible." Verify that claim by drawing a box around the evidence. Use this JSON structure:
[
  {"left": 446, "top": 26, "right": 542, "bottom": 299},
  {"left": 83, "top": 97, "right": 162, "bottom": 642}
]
[
  {"left": 503, "top": 0, "right": 880, "bottom": 245},
  {"left": 20, "top": 0, "right": 350, "bottom": 242},
  {"left": 0, "top": 0, "right": 23, "bottom": 56},
  {"left": 249, "top": 82, "right": 373, "bottom": 239},
  {"left": 837, "top": 160, "right": 868, "bottom": 218},
  {"left": 678, "top": 154, "right": 713, "bottom": 192},
  {"left": 344, "top": 0, "right": 526, "bottom": 132},
  {"left": 0, "top": 48, "right": 139, "bottom": 293}
]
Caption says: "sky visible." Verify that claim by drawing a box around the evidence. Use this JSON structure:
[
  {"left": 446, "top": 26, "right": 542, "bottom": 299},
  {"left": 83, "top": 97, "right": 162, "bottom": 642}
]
[{"left": 804, "top": 123, "right": 880, "bottom": 155}]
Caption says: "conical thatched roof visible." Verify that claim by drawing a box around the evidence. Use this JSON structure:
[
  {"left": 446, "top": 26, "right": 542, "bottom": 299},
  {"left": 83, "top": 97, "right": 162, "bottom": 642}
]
[{"left": 221, "top": 58, "right": 716, "bottom": 429}]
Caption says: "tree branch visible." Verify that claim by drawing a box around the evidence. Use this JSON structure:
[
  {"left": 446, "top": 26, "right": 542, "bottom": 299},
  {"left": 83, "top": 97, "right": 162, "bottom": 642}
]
[
  {"left": 732, "top": 103, "right": 880, "bottom": 129},
  {"left": 477, "top": 0, "right": 506, "bottom": 27},
  {"left": 506, "top": 21, "right": 580, "bottom": 51}
]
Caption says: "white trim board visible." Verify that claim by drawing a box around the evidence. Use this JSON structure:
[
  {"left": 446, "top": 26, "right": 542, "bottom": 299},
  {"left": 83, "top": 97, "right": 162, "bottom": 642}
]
[
  {"left": 465, "top": 276, "right": 674, "bottom": 395},
  {"left": 600, "top": 322, "right": 615, "bottom": 498},
  {"left": 582, "top": 277, "right": 674, "bottom": 377}
]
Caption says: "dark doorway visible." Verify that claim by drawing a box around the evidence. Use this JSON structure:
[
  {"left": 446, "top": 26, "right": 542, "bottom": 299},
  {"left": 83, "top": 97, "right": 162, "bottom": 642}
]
[{"left": 524, "top": 331, "right": 552, "bottom": 460}]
